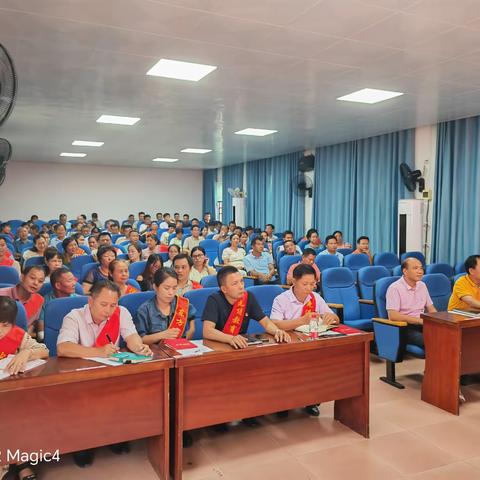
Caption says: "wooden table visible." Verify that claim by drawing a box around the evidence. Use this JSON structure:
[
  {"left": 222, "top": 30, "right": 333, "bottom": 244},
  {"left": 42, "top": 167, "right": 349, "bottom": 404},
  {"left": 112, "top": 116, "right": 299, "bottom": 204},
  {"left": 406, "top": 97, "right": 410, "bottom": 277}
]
[
  {"left": 0, "top": 351, "right": 173, "bottom": 479},
  {"left": 421, "top": 311, "right": 480, "bottom": 415},
  {"left": 169, "top": 331, "right": 373, "bottom": 480}
]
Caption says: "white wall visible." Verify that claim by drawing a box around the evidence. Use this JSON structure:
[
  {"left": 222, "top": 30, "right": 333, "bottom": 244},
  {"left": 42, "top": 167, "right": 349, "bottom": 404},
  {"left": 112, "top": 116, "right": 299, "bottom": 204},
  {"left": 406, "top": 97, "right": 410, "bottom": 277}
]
[{"left": 0, "top": 161, "right": 203, "bottom": 222}]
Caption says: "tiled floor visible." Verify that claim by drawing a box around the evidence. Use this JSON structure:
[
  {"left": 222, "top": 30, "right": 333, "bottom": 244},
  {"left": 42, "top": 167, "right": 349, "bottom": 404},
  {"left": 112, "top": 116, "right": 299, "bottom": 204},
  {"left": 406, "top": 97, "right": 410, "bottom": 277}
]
[{"left": 37, "top": 356, "right": 480, "bottom": 479}]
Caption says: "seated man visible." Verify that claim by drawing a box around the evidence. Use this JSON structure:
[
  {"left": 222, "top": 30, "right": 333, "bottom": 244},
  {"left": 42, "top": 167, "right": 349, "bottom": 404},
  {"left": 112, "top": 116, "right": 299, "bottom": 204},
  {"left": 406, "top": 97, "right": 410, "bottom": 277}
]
[
  {"left": 182, "top": 225, "right": 204, "bottom": 254},
  {"left": 270, "top": 264, "right": 339, "bottom": 416},
  {"left": 160, "top": 223, "right": 176, "bottom": 246},
  {"left": 173, "top": 253, "right": 203, "bottom": 295},
  {"left": 115, "top": 224, "right": 132, "bottom": 245},
  {"left": 318, "top": 235, "right": 344, "bottom": 265},
  {"left": 98, "top": 232, "right": 122, "bottom": 255},
  {"left": 276, "top": 230, "right": 302, "bottom": 256},
  {"left": 386, "top": 257, "right": 437, "bottom": 349},
  {"left": 448, "top": 255, "right": 480, "bottom": 312},
  {"left": 203, "top": 265, "right": 290, "bottom": 350},
  {"left": 0, "top": 296, "right": 49, "bottom": 480},
  {"left": 352, "top": 236, "right": 373, "bottom": 264},
  {"left": 57, "top": 280, "right": 152, "bottom": 467},
  {"left": 243, "top": 237, "right": 276, "bottom": 284},
  {"left": 286, "top": 248, "right": 320, "bottom": 285},
  {"left": 0, "top": 265, "right": 45, "bottom": 340}
]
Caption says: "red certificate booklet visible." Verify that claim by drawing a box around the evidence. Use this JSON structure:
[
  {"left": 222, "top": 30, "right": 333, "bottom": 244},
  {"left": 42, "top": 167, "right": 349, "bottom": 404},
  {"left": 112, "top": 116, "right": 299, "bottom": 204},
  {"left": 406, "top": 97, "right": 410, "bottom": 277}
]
[
  {"left": 331, "top": 325, "right": 364, "bottom": 335},
  {"left": 163, "top": 339, "right": 197, "bottom": 350}
]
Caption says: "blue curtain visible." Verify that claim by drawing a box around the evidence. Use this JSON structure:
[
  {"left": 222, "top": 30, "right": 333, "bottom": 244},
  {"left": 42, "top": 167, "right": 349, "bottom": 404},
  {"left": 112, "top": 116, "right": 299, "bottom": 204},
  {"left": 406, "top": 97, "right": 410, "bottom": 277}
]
[
  {"left": 222, "top": 164, "right": 244, "bottom": 224},
  {"left": 202, "top": 169, "right": 217, "bottom": 218},
  {"left": 312, "top": 129, "right": 415, "bottom": 252},
  {"left": 432, "top": 117, "right": 480, "bottom": 264},
  {"left": 246, "top": 152, "right": 305, "bottom": 237}
]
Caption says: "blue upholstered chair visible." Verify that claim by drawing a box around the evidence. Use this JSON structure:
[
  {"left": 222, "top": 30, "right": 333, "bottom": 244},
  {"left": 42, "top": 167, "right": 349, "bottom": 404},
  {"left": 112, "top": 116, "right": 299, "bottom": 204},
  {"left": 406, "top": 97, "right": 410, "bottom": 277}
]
[
  {"left": 337, "top": 248, "right": 353, "bottom": 256},
  {"left": 373, "top": 252, "right": 400, "bottom": 272},
  {"left": 455, "top": 262, "right": 466, "bottom": 275},
  {"left": 79, "top": 262, "right": 99, "bottom": 283},
  {"left": 278, "top": 255, "right": 301, "bottom": 285},
  {"left": 357, "top": 266, "right": 391, "bottom": 301},
  {"left": 200, "top": 275, "right": 219, "bottom": 288},
  {"left": 314, "top": 253, "right": 340, "bottom": 272},
  {"left": 392, "top": 265, "right": 402, "bottom": 276},
  {"left": 218, "top": 240, "right": 231, "bottom": 262},
  {"left": 321, "top": 268, "right": 374, "bottom": 330},
  {"left": 344, "top": 253, "right": 370, "bottom": 275},
  {"left": 426, "top": 263, "right": 454, "bottom": 279},
  {"left": 400, "top": 251, "right": 426, "bottom": 267},
  {"left": 128, "top": 261, "right": 147, "bottom": 279},
  {"left": 184, "top": 287, "right": 219, "bottom": 340},
  {"left": 454, "top": 273, "right": 466, "bottom": 283},
  {"left": 15, "top": 302, "right": 28, "bottom": 331},
  {"left": 246, "top": 285, "right": 284, "bottom": 333},
  {"left": 39, "top": 282, "right": 84, "bottom": 296},
  {"left": 199, "top": 239, "right": 219, "bottom": 264},
  {"left": 423, "top": 273, "right": 452, "bottom": 311},
  {"left": 119, "top": 291, "right": 156, "bottom": 333},
  {"left": 70, "top": 255, "right": 95, "bottom": 279},
  {"left": 0, "top": 266, "right": 20, "bottom": 285},
  {"left": 372, "top": 276, "right": 425, "bottom": 389},
  {"left": 44, "top": 296, "right": 89, "bottom": 355},
  {"left": 23, "top": 257, "right": 45, "bottom": 269}
]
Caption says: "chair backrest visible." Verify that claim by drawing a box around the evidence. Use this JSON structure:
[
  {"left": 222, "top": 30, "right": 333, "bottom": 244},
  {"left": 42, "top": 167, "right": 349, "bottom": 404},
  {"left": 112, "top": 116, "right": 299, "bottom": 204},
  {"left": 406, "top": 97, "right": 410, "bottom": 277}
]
[
  {"left": 8, "top": 220, "right": 24, "bottom": 232},
  {"left": 111, "top": 234, "right": 122, "bottom": 243},
  {"left": 400, "top": 251, "right": 426, "bottom": 267},
  {"left": 426, "top": 263, "right": 455, "bottom": 278},
  {"left": 78, "top": 244, "right": 91, "bottom": 255},
  {"left": 15, "top": 301, "right": 28, "bottom": 331},
  {"left": 127, "top": 278, "right": 141, "bottom": 290},
  {"left": 321, "top": 268, "right": 360, "bottom": 321},
  {"left": 314, "top": 253, "right": 340, "bottom": 272},
  {"left": 70, "top": 255, "right": 95, "bottom": 279},
  {"left": 344, "top": 253, "right": 370, "bottom": 273},
  {"left": 218, "top": 240, "right": 231, "bottom": 261},
  {"left": 0, "top": 266, "right": 20, "bottom": 284},
  {"left": 373, "top": 252, "right": 400, "bottom": 271},
  {"left": 79, "top": 262, "right": 99, "bottom": 283},
  {"left": 200, "top": 275, "right": 219, "bottom": 288},
  {"left": 23, "top": 256, "right": 45, "bottom": 269},
  {"left": 423, "top": 273, "right": 452, "bottom": 311},
  {"left": 206, "top": 233, "right": 216, "bottom": 239},
  {"left": 392, "top": 265, "right": 402, "bottom": 276},
  {"left": 455, "top": 261, "right": 466, "bottom": 275},
  {"left": 119, "top": 291, "right": 156, "bottom": 325},
  {"left": 39, "top": 282, "right": 84, "bottom": 296},
  {"left": 297, "top": 239, "right": 309, "bottom": 251},
  {"left": 17, "top": 242, "right": 33, "bottom": 254},
  {"left": 357, "top": 265, "right": 391, "bottom": 300},
  {"left": 337, "top": 248, "right": 353, "bottom": 256},
  {"left": 246, "top": 285, "right": 283, "bottom": 317},
  {"left": 184, "top": 287, "right": 219, "bottom": 340},
  {"left": 373, "top": 276, "right": 401, "bottom": 318},
  {"left": 199, "top": 239, "right": 219, "bottom": 264},
  {"left": 128, "top": 261, "right": 147, "bottom": 279},
  {"left": 278, "top": 255, "right": 301, "bottom": 285},
  {"left": 45, "top": 296, "right": 89, "bottom": 355}
]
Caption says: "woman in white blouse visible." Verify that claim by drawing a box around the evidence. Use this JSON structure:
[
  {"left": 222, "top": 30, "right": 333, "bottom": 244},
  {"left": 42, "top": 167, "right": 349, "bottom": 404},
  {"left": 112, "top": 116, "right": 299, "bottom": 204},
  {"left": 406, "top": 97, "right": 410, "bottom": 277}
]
[{"left": 221, "top": 233, "right": 246, "bottom": 273}]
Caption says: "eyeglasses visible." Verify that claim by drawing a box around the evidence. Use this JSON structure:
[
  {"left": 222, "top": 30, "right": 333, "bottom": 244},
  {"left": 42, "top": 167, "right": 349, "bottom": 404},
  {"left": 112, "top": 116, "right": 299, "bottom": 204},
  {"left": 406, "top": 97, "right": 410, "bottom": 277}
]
[{"left": 192, "top": 254, "right": 204, "bottom": 259}]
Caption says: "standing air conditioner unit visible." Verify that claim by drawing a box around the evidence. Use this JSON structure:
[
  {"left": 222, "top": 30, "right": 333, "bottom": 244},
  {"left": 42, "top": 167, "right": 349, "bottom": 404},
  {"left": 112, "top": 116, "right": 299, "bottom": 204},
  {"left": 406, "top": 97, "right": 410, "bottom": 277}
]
[{"left": 398, "top": 199, "right": 424, "bottom": 256}]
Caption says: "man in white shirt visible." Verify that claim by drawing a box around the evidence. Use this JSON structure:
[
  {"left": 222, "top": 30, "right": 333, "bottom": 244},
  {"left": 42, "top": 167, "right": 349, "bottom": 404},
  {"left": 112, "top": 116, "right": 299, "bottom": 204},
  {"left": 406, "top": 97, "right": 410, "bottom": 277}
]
[{"left": 182, "top": 225, "right": 204, "bottom": 254}]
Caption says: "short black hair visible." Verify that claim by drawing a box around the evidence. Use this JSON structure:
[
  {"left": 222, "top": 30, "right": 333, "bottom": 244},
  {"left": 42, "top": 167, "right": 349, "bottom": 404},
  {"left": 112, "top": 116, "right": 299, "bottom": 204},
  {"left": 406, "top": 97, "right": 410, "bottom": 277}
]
[
  {"left": 292, "top": 263, "right": 317, "bottom": 279},
  {"left": 251, "top": 236, "right": 263, "bottom": 247},
  {"left": 90, "top": 279, "right": 121, "bottom": 298},
  {"left": 217, "top": 265, "right": 239, "bottom": 286},
  {"left": 266, "top": 224, "right": 275, "bottom": 230},
  {"left": 97, "top": 245, "right": 117, "bottom": 262},
  {"left": 325, "top": 235, "right": 336, "bottom": 244},
  {"left": 173, "top": 253, "right": 193, "bottom": 268},
  {"left": 98, "top": 232, "right": 112, "bottom": 239},
  {"left": 153, "top": 267, "right": 178, "bottom": 287},
  {"left": 357, "top": 236, "right": 369, "bottom": 244},
  {"left": 168, "top": 244, "right": 181, "bottom": 254},
  {"left": 465, "top": 255, "right": 480, "bottom": 275},
  {"left": 0, "top": 296, "right": 18, "bottom": 325},
  {"left": 306, "top": 228, "right": 318, "bottom": 240},
  {"left": 303, "top": 248, "right": 317, "bottom": 257},
  {"left": 401, "top": 257, "right": 423, "bottom": 271},
  {"left": 332, "top": 230, "right": 343, "bottom": 237},
  {"left": 163, "top": 212, "right": 171, "bottom": 217},
  {"left": 191, "top": 246, "right": 206, "bottom": 256},
  {"left": 175, "top": 227, "right": 184, "bottom": 234},
  {"left": 22, "top": 265, "right": 46, "bottom": 278},
  {"left": 50, "top": 267, "right": 72, "bottom": 292},
  {"left": 283, "top": 230, "right": 294, "bottom": 238}
]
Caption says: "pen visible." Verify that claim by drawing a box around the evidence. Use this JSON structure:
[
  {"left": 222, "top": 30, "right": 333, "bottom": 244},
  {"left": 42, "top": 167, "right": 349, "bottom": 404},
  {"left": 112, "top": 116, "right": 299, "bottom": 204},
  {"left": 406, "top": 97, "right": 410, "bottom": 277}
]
[{"left": 106, "top": 334, "right": 114, "bottom": 345}]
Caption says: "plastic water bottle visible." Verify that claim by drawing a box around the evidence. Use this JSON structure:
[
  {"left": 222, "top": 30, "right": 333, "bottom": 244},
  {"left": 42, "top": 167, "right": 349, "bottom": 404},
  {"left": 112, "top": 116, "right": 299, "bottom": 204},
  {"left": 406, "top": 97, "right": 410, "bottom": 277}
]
[{"left": 309, "top": 319, "right": 319, "bottom": 339}]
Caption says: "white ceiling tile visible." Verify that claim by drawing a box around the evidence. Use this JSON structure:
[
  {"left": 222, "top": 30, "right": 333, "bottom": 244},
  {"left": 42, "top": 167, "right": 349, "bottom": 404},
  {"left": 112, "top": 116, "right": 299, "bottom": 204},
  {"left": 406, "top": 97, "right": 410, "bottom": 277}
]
[
  {"left": 404, "top": 0, "right": 480, "bottom": 26},
  {"left": 414, "top": 27, "right": 480, "bottom": 58},
  {"left": 360, "top": 0, "right": 421, "bottom": 10},
  {"left": 289, "top": 0, "right": 393, "bottom": 37}
]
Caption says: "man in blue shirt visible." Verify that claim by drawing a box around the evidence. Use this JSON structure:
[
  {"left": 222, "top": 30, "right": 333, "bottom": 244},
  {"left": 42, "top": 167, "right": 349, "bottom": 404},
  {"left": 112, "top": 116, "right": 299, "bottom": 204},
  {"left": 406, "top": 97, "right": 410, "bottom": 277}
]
[
  {"left": 243, "top": 237, "right": 276, "bottom": 283},
  {"left": 318, "top": 235, "right": 344, "bottom": 265}
]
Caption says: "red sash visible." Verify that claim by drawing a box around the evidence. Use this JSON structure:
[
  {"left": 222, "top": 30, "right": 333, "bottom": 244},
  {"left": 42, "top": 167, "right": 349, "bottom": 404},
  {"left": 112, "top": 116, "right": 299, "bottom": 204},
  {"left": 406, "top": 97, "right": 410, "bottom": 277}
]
[
  {"left": 124, "top": 284, "right": 139, "bottom": 295},
  {"left": 23, "top": 294, "right": 44, "bottom": 322},
  {"left": 192, "top": 281, "right": 203, "bottom": 290},
  {"left": 95, "top": 306, "right": 121, "bottom": 347},
  {"left": 168, "top": 296, "right": 190, "bottom": 338},
  {"left": 0, "top": 326, "right": 25, "bottom": 359},
  {"left": 301, "top": 293, "right": 316, "bottom": 316},
  {"left": 222, "top": 292, "right": 248, "bottom": 336},
  {"left": 0, "top": 256, "right": 14, "bottom": 267}
]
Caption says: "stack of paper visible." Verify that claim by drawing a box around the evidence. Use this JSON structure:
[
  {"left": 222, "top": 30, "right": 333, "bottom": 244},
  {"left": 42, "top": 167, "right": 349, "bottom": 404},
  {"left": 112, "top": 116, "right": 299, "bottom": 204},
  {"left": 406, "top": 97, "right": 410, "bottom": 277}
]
[{"left": 0, "top": 355, "right": 46, "bottom": 380}]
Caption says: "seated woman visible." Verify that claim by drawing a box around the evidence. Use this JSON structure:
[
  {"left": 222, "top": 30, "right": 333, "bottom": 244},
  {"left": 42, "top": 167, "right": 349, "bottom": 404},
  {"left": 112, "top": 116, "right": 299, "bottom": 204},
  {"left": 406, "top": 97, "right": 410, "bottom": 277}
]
[
  {"left": 164, "top": 244, "right": 180, "bottom": 268},
  {"left": 71, "top": 232, "right": 86, "bottom": 247},
  {"left": 0, "top": 296, "right": 49, "bottom": 480},
  {"left": 333, "top": 230, "right": 352, "bottom": 249},
  {"left": 221, "top": 233, "right": 246, "bottom": 273},
  {"left": 43, "top": 247, "right": 63, "bottom": 284},
  {"left": 62, "top": 237, "right": 86, "bottom": 268},
  {"left": 82, "top": 245, "right": 117, "bottom": 294},
  {"left": 109, "top": 259, "right": 139, "bottom": 296},
  {"left": 190, "top": 246, "right": 216, "bottom": 283},
  {"left": 201, "top": 226, "right": 209, "bottom": 239},
  {"left": 239, "top": 231, "right": 249, "bottom": 252},
  {"left": 213, "top": 224, "right": 229, "bottom": 242},
  {"left": 22, "top": 234, "right": 48, "bottom": 262},
  {"left": 136, "top": 268, "right": 197, "bottom": 343},
  {"left": 142, "top": 234, "right": 162, "bottom": 260},
  {"left": 0, "top": 237, "right": 20, "bottom": 274},
  {"left": 127, "top": 243, "right": 142, "bottom": 264},
  {"left": 169, "top": 227, "right": 183, "bottom": 248},
  {"left": 138, "top": 254, "right": 163, "bottom": 292},
  {"left": 305, "top": 228, "right": 322, "bottom": 250},
  {"left": 88, "top": 235, "right": 99, "bottom": 260}
]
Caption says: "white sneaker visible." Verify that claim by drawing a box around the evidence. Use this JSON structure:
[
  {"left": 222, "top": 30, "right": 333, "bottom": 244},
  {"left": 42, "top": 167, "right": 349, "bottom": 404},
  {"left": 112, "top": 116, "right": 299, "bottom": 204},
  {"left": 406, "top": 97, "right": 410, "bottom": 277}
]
[{"left": 459, "top": 390, "right": 466, "bottom": 403}]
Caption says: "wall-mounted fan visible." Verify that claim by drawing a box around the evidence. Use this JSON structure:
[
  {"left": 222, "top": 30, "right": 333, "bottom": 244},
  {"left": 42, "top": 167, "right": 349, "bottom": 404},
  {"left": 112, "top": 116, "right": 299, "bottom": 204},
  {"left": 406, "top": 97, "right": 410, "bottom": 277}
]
[
  {"left": 400, "top": 162, "right": 425, "bottom": 192},
  {"left": 293, "top": 173, "right": 313, "bottom": 198},
  {"left": 0, "top": 43, "right": 17, "bottom": 128},
  {"left": 0, "top": 138, "right": 12, "bottom": 186}
]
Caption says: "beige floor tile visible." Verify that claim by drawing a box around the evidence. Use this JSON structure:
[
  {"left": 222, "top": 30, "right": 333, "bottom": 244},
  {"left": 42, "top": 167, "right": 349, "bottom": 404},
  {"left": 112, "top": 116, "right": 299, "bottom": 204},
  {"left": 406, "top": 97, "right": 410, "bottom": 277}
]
[
  {"left": 227, "top": 457, "right": 316, "bottom": 480},
  {"left": 357, "top": 431, "right": 457, "bottom": 475},
  {"left": 464, "top": 455, "right": 480, "bottom": 470},
  {"left": 406, "top": 461, "right": 480, "bottom": 479},
  {"left": 297, "top": 443, "right": 404, "bottom": 480}
]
